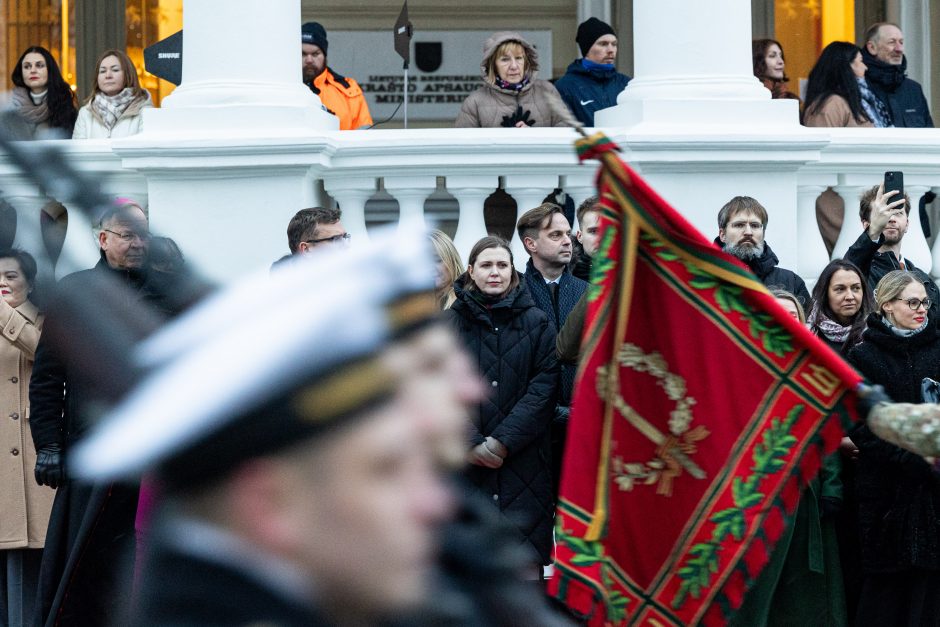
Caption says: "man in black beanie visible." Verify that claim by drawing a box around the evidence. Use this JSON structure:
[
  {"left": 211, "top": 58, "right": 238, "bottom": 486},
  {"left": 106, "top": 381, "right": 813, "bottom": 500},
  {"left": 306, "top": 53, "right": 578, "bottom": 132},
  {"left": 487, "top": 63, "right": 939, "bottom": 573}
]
[
  {"left": 301, "top": 21, "right": 372, "bottom": 130},
  {"left": 554, "top": 17, "right": 631, "bottom": 127}
]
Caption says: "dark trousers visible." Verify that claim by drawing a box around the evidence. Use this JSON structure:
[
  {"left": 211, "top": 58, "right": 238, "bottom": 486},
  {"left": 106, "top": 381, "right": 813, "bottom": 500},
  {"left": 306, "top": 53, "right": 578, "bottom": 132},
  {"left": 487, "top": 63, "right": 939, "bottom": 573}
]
[{"left": 0, "top": 548, "right": 43, "bottom": 627}]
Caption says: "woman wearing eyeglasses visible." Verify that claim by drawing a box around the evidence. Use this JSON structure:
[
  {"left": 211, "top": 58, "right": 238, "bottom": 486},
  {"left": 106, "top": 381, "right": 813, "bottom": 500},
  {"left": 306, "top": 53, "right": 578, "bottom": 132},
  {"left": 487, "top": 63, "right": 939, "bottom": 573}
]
[{"left": 845, "top": 270, "right": 940, "bottom": 625}]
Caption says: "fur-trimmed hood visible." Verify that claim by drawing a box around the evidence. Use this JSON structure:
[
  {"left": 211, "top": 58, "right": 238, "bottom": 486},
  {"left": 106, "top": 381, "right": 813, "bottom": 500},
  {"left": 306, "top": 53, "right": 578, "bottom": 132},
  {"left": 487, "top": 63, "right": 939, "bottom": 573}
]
[{"left": 480, "top": 31, "right": 540, "bottom": 82}]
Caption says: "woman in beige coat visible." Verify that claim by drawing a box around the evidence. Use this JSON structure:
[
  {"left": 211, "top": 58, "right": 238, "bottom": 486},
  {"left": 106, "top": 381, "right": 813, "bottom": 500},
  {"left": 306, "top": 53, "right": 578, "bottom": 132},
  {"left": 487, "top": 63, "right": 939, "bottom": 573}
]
[
  {"left": 0, "top": 249, "right": 50, "bottom": 626},
  {"left": 455, "top": 31, "right": 574, "bottom": 128}
]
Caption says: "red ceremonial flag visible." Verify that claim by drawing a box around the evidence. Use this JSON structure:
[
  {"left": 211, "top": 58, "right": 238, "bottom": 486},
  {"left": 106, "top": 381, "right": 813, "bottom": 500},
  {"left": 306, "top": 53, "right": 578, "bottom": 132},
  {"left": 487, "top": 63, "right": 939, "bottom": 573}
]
[{"left": 548, "top": 133, "right": 863, "bottom": 626}]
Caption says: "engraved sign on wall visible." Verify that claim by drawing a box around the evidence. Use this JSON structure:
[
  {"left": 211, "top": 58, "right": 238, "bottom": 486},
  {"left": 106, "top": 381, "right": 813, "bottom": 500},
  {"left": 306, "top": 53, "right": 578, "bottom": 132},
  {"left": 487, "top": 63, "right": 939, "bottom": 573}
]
[{"left": 328, "top": 30, "right": 552, "bottom": 122}]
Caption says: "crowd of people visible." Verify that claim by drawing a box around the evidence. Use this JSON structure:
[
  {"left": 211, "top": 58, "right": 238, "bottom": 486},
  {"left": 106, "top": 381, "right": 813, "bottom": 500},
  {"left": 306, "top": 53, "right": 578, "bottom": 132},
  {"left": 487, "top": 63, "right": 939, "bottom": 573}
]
[{"left": 1, "top": 14, "right": 939, "bottom": 627}]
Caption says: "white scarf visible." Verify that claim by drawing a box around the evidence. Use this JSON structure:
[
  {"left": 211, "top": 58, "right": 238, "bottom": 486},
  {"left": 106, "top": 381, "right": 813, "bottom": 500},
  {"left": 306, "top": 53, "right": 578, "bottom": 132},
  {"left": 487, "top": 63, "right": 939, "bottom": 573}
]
[{"left": 91, "top": 88, "right": 138, "bottom": 130}]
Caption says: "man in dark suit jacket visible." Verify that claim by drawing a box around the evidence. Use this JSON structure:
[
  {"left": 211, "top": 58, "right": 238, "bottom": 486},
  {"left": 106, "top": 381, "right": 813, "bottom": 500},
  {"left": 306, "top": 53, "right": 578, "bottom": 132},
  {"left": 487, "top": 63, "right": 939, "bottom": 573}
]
[{"left": 517, "top": 202, "right": 588, "bottom": 494}]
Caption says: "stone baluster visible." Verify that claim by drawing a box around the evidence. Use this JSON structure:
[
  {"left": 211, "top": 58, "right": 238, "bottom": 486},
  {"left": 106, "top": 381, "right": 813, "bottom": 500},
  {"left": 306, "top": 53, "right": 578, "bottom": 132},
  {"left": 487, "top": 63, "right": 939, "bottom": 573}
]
[
  {"left": 503, "top": 174, "right": 562, "bottom": 270},
  {"left": 383, "top": 176, "right": 438, "bottom": 232},
  {"left": 904, "top": 185, "right": 932, "bottom": 274},
  {"left": 2, "top": 191, "right": 54, "bottom": 277},
  {"left": 931, "top": 187, "right": 940, "bottom": 279},
  {"left": 829, "top": 184, "right": 868, "bottom": 260},
  {"left": 447, "top": 175, "right": 499, "bottom": 263},
  {"left": 795, "top": 182, "right": 830, "bottom": 290},
  {"left": 561, "top": 170, "right": 598, "bottom": 232},
  {"left": 0, "top": 169, "right": 71, "bottom": 283},
  {"left": 323, "top": 178, "right": 377, "bottom": 244},
  {"left": 55, "top": 201, "right": 101, "bottom": 279}
]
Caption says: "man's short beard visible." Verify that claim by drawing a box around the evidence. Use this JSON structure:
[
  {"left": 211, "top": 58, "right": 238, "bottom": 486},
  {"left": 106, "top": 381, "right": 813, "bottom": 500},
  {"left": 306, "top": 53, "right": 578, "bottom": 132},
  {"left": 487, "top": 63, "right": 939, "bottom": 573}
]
[
  {"left": 724, "top": 241, "right": 765, "bottom": 261},
  {"left": 882, "top": 231, "right": 904, "bottom": 245}
]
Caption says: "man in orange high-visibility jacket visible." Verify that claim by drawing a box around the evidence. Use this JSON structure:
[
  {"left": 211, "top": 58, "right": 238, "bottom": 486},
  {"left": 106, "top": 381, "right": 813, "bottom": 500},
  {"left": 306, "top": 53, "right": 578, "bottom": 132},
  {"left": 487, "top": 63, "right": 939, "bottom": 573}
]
[{"left": 302, "top": 22, "right": 373, "bottom": 130}]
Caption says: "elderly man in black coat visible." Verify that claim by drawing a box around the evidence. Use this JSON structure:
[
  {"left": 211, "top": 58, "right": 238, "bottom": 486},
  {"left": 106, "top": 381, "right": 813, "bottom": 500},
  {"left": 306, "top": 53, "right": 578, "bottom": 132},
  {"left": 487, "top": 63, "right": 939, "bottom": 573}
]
[
  {"left": 860, "top": 22, "right": 933, "bottom": 128},
  {"left": 29, "top": 201, "right": 184, "bottom": 627}
]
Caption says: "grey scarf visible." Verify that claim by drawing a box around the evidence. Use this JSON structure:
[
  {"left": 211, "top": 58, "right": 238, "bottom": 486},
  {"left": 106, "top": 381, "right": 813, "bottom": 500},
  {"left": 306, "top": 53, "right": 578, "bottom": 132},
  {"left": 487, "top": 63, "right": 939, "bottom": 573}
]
[
  {"left": 882, "top": 315, "right": 927, "bottom": 337},
  {"left": 11, "top": 86, "right": 49, "bottom": 125}
]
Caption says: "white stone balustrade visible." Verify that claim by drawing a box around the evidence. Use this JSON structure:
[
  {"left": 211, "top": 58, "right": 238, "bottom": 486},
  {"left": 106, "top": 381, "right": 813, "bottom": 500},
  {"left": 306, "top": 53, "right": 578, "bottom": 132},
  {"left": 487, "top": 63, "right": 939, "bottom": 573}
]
[
  {"left": 2, "top": 128, "right": 940, "bottom": 287},
  {"left": 383, "top": 176, "right": 438, "bottom": 233},
  {"left": 503, "top": 174, "right": 564, "bottom": 270},
  {"left": 448, "top": 175, "right": 499, "bottom": 261}
]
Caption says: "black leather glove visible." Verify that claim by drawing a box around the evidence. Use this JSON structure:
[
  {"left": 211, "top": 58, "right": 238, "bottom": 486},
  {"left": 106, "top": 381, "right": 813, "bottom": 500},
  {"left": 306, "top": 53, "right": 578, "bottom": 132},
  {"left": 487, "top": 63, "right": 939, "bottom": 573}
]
[
  {"left": 500, "top": 105, "right": 535, "bottom": 127},
  {"left": 34, "top": 443, "right": 64, "bottom": 489},
  {"left": 855, "top": 383, "right": 892, "bottom": 420}
]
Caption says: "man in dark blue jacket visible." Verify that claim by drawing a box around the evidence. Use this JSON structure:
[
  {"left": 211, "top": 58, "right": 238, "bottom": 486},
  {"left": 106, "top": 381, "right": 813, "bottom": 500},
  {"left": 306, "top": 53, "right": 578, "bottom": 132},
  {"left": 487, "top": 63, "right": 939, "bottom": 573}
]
[
  {"left": 861, "top": 23, "right": 933, "bottom": 128},
  {"left": 554, "top": 17, "right": 631, "bottom": 127},
  {"left": 517, "top": 203, "right": 588, "bottom": 496}
]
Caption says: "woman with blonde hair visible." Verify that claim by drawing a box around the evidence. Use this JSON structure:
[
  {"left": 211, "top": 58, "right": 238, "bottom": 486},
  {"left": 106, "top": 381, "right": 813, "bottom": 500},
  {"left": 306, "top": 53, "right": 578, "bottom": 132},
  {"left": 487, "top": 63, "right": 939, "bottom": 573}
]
[
  {"left": 429, "top": 230, "right": 462, "bottom": 310},
  {"left": 846, "top": 270, "right": 940, "bottom": 624},
  {"left": 456, "top": 32, "right": 573, "bottom": 128},
  {"left": 72, "top": 49, "right": 152, "bottom": 139}
]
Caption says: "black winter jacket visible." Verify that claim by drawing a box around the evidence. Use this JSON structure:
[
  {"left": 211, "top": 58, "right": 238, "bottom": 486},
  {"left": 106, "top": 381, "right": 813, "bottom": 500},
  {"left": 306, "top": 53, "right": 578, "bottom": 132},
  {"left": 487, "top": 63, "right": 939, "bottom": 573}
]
[
  {"left": 712, "top": 238, "right": 810, "bottom": 306},
  {"left": 846, "top": 313, "right": 940, "bottom": 573},
  {"left": 30, "top": 258, "right": 177, "bottom": 449},
  {"left": 554, "top": 59, "right": 631, "bottom": 127},
  {"left": 843, "top": 229, "right": 940, "bottom": 318},
  {"left": 862, "top": 50, "right": 934, "bottom": 128},
  {"left": 447, "top": 281, "right": 559, "bottom": 564}
]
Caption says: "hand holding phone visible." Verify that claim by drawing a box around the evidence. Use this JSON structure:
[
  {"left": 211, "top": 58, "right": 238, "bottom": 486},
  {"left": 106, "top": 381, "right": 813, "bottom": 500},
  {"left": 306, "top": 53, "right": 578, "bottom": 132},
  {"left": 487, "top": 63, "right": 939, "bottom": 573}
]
[{"left": 884, "top": 171, "right": 905, "bottom": 206}]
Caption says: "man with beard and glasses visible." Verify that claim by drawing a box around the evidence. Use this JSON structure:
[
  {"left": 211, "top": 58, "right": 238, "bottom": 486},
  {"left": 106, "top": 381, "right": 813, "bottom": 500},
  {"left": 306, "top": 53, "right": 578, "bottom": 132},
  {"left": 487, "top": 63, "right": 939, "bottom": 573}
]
[
  {"left": 845, "top": 183, "right": 940, "bottom": 317},
  {"left": 715, "top": 196, "right": 810, "bottom": 305}
]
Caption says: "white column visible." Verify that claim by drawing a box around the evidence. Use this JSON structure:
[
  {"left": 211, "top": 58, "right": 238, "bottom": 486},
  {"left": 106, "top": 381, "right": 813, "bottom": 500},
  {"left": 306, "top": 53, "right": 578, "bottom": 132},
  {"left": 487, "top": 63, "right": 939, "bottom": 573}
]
[
  {"left": 383, "top": 176, "right": 438, "bottom": 232},
  {"left": 323, "top": 178, "right": 377, "bottom": 244},
  {"left": 796, "top": 184, "right": 829, "bottom": 289},
  {"left": 145, "top": 0, "right": 337, "bottom": 133},
  {"left": 448, "top": 175, "right": 498, "bottom": 263},
  {"left": 830, "top": 184, "right": 867, "bottom": 260},
  {"left": 503, "top": 174, "right": 560, "bottom": 271},
  {"left": 577, "top": 0, "right": 612, "bottom": 26},
  {"left": 595, "top": 0, "right": 798, "bottom": 128},
  {"left": 904, "top": 185, "right": 932, "bottom": 274}
]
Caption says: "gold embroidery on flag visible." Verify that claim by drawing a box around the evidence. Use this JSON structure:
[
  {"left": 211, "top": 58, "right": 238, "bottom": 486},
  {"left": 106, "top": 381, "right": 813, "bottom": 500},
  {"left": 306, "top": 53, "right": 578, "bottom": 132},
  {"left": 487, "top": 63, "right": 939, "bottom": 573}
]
[
  {"left": 800, "top": 364, "right": 840, "bottom": 397},
  {"left": 599, "top": 344, "right": 710, "bottom": 497}
]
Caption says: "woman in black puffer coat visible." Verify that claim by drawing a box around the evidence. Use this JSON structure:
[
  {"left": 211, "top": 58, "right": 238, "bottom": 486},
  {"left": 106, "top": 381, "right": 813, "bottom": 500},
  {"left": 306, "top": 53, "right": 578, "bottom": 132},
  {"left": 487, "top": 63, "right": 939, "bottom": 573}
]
[
  {"left": 846, "top": 270, "right": 940, "bottom": 626},
  {"left": 446, "top": 236, "right": 558, "bottom": 567}
]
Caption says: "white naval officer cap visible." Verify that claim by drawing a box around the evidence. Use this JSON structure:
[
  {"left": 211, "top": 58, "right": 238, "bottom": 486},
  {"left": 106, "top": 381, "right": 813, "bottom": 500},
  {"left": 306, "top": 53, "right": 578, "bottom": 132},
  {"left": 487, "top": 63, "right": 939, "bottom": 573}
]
[{"left": 69, "top": 224, "right": 439, "bottom": 489}]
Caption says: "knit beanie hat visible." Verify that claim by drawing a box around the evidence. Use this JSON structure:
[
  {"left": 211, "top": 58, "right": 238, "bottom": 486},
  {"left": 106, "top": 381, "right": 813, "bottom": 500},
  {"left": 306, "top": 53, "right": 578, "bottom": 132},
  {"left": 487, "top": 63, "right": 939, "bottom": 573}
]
[
  {"left": 576, "top": 17, "right": 616, "bottom": 57},
  {"left": 302, "top": 22, "right": 328, "bottom": 55}
]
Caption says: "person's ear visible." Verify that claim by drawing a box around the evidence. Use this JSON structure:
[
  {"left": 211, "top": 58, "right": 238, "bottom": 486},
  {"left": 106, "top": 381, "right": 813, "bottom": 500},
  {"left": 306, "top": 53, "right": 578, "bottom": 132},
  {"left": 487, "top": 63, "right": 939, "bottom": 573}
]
[
  {"left": 865, "top": 40, "right": 877, "bottom": 55},
  {"left": 718, "top": 228, "right": 727, "bottom": 243},
  {"left": 523, "top": 236, "right": 536, "bottom": 254},
  {"left": 98, "top": 230, "right": 108, "bottom": 249},
  {"left": 228, "top": 459, "right": 297, "bottom": 553}
]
